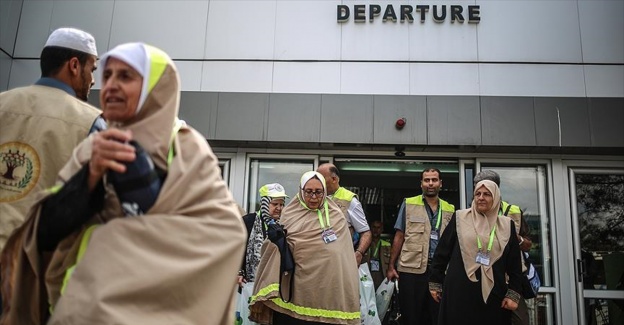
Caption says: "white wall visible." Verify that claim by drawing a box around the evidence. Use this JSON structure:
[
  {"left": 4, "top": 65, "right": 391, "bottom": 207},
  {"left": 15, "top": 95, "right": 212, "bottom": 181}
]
[{"left": 3, "top": 0, "right": 623, "bottom": 97}]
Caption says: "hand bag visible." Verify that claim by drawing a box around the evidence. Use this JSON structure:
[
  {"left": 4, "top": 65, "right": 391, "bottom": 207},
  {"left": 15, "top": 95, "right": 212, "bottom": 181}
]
[
  {"left": 375, "top": 278, "right": 395, "bottom": 321},
  {"left": 521, "top": 252, "right": 541, "bottom": 299},
  {"left": 359, "top": 263, "right": 382, "bottom": 325},
  {"left": 234, "top": 282, "right": 258, "bottom": 325}
]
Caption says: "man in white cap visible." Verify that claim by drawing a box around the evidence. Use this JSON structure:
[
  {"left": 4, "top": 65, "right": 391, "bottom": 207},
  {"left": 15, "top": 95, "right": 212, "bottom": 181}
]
[
  {"left": 0, "top": 27, "right": 106, "bottom": 253},
  {"left": 238, "top": 183, "right": 289, "bottom": 286}
]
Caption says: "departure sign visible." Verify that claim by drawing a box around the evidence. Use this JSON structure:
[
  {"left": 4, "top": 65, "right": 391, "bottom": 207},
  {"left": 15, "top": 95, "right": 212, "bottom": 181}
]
[{"left": 337, "top": 4, "right": 481, "bottom": 24}]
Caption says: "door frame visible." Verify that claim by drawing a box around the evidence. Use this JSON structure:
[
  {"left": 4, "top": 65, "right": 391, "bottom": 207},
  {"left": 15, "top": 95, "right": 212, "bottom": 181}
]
[{"left": 568, "top": 166, "right": 624, "bottom": 324}]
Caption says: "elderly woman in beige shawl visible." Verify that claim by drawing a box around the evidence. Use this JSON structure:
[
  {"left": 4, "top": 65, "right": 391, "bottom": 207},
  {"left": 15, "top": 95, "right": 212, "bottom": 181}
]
[
  {"left": 249, "top": 171, "right": 360, "bottom": 325},
  {"left": 0, "top": 42, "right": 246, "bottom": 325},
  {"left": 428, "top": 180, "right": 523, "bottom": 325}
]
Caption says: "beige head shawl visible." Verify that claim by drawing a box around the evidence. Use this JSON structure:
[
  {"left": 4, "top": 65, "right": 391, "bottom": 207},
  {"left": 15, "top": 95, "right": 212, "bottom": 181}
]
[
  {"left": 98, "top": 42, "right": 180, "bottom": 170},
  {"left": 456, "top": 180, "right": 511, "bottom": 303}
]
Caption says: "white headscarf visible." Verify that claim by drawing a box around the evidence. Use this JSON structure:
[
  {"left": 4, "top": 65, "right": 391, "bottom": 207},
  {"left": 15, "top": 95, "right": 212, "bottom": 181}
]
[{"left": 99, "top": 43, "right": 149, "bottom": 114}]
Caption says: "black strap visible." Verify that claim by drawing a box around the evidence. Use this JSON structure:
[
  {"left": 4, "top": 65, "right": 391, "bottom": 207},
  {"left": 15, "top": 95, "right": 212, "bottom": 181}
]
[{"left": 504, "top": 204, "right": 512, "bottom": 216}]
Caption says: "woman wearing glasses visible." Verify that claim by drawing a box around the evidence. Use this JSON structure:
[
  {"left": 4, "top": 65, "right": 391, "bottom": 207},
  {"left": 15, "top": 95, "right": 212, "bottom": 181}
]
[{"left": 249, "top": 171, "right": 360, "bottom": 325}]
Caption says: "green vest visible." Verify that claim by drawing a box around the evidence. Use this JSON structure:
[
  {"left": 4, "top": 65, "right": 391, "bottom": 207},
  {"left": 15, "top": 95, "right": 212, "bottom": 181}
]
[{"left": 398, "top": 195, "right": 455, "bottom": 274}]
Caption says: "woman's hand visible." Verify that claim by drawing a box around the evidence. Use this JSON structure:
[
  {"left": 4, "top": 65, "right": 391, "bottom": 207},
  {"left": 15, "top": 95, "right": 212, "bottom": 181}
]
[
  {"left": 430, "top": 290, "right": 441, "bottom": 303},
  {"left": 501, "top": 297, "right": 519, "bottom": 311},
  {"left": 88, "top": 128, "right": 135, "bottom": 190}
]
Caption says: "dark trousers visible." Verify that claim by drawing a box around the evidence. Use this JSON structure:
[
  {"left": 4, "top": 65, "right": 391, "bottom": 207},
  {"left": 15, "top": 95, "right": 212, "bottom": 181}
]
[{"left": 398, "top": 271, "right": 439, "bottom": 325}]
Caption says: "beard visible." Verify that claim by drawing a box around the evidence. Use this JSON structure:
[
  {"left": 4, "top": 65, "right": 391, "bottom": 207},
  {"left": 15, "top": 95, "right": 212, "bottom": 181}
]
[{"left": 423, "top": 189, "right": 440, "bottom": 197}]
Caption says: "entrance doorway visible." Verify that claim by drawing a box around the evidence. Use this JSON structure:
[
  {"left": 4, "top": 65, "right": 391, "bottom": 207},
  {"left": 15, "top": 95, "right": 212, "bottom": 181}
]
[
  {"left": 334, "top": 159, "right": 460, "bottom": 235},
  {"left": 570, "top": 169, "right": 624, "bottom": 325}
]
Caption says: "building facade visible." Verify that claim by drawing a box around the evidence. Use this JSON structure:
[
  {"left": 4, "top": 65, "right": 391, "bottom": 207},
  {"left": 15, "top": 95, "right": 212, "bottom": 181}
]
[{"left": 1, "top": 1, "right": 623, "bottom": 324}]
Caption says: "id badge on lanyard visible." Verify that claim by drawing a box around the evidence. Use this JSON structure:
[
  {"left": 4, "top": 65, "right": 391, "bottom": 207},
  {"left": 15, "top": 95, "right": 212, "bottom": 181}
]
[
  {"left": 476, "top": 250, "right": 490, "bottom": 266},
  {"left": 322, "top": 228, "right": 338, "bottom": 244}
]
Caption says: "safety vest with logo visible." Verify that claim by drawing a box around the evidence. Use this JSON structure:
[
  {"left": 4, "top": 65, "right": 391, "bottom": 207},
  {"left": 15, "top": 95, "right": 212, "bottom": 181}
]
[
  {"left": 0, "top": 85, "right": 101, "bottom": 250},
  {"left": 398, "top": 195, "right": 455, "bottom": 274}
]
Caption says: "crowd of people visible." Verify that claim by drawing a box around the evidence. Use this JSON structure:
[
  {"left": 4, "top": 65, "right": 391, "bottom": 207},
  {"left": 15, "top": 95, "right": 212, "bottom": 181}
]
[{"left": 0, "top": 26, "right": 537, "bottom": 325}]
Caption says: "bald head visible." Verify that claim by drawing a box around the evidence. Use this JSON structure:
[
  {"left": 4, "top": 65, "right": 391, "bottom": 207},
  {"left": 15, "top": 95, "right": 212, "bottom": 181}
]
[
  {"left": 316, "top": 163, "right": 340, "bottom": 195},
  {"left": 474, "top": 170, "right": 501, "bottom": 187}
]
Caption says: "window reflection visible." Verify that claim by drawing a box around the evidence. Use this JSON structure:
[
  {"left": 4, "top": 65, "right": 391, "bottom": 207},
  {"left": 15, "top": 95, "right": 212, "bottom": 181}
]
[
  {"left": 481, "top": 165, "right": 552, "bottom": 288},
  {"left": 247, "top": 159, "right": 315, "bottom": 213},
  {"left": 583, "top": 298, "right": 624, "bottom": 325},
  {"left": 577, "top": 174, "right": 624, "bottom": 292}
]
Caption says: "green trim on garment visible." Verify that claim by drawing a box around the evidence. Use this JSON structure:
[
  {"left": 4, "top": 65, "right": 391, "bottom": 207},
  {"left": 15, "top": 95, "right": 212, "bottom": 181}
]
[
  {"left": 145, "top": 44, "right": 168, "bottom": 94},
  {"left": 250, "top": 283, "right": 359, "bottom": 321},
  {"left": 167, "top": 119, "right": 185, "bottom": 166},
  {"left": 47, "top": 184, "right": 63, "bottom": 194},
  {"left": 405, "top": 195, "right": 455, "bottom": 212},
  {"left": 270, "top": 297, "right": 360, "bottom": 320},
  {"left": 51, "top": 225, "right": 99, "bottom": 314},
  {"left": 333, "top": 187, "right": 356, "bottom": 201},
  {"left": 250, "top": 283, "right": 280, "bottom": 303}
]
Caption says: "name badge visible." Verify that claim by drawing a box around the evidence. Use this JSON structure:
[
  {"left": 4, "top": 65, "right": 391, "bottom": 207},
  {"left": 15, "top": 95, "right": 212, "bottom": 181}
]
[
  {"left": 430, "top": 229, "right": 439, "bottom": 240},
  {"left": 322, "top": 228, "right": 338, "bottom": 244},
  {"left": 476, "top": 250, "right": 490, "bottom": 266},
  {"left": 370, "top": 260, "right": 380, "bottom": 272}
]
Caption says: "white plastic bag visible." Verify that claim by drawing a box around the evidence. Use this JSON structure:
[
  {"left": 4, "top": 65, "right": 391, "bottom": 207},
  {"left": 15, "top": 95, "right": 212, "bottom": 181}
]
[
  {"left": 375, "top": 278, "right": 395, "bottom": 321},
  {"left": 359, "top": 263, "right": 382, "bottom": 325},
  {"left": 234, "top": 282, "right": 259, "bottom": 325}
]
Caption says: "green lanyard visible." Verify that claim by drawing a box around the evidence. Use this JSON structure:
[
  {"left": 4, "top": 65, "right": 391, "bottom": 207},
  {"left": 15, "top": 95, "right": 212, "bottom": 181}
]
[
  {"left": 434, "top": 207, "right": 442, "bottom": 231},
  {"left": 477, "top": 224, "right": 497, "bottom": 253},
  {"left": 317, "top": 200, "right": 330, "bottom": 229},
  {"left": 298, "top": 195, "right": 331, "bottom": 229},
  {"left": 369, "top": 240, "right": 381, "bottom": 258}
]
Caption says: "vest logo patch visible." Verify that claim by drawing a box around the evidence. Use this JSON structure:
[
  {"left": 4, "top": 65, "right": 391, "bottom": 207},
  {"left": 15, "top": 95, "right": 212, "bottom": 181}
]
[{"left": 0, "top": 142, "right": 41, "bottom": 202}]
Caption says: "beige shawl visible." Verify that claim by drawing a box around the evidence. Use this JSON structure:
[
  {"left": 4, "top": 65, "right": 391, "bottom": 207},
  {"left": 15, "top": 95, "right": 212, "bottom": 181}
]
[
  {"left": 249, "top": 172, "right": 360, "bottom": 325},
  {"left": 0, "top": 43, "right": 246, "bottom": 325},
  {"left": 456, "top": 180, "right": 512, "bottom": 303}
]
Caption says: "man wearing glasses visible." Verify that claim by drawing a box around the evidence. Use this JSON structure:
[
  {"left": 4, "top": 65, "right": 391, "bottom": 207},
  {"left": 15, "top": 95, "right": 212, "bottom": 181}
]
[{"left": 317, "top": 163, "right": 371, "bottom": 265}]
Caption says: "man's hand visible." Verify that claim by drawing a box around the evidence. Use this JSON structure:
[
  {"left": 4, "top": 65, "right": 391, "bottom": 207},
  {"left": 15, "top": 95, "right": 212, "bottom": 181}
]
[
  {"left": 355, "top": 250, "right": 364, "bottom": 265},
  {"left": 386, "top": 266, "right": 399, "bottom": 282},
  {"left": 88, "top": 128, "right": 135, "bottom": 190},
  {"left": 501, "top": 297, "right": 518, "bottom": 311},
  {"left": 237, "top": 275, "right": 246, "bottom": 288}
]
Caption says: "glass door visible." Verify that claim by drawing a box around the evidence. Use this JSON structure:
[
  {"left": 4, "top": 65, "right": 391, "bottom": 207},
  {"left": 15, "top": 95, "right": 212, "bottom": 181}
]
[
  {"left": 570, "top": 169, "right": 624, "bottom": 325},
  {"left": 474, "top": 163, "right": 556, "bottom": 325}
]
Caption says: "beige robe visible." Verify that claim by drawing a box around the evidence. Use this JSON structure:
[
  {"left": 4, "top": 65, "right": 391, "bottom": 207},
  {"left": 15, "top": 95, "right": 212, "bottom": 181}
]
[
  {"left": 249, "top": 196, "right": 360, "bottom": 325},
  {"left": 1, "top": 44, "right": 246, "bottom": 325}
]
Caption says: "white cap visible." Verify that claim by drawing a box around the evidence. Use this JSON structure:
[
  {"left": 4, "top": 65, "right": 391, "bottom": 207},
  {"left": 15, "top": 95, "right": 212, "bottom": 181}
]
[{"left": 44, "top": 27, "right": 98, "bottom": 57}]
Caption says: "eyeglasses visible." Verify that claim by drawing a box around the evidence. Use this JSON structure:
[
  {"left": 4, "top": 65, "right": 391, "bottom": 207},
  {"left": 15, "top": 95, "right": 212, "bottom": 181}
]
[{"left": 302, "top": 190, "right": 324, "bottom": 198}]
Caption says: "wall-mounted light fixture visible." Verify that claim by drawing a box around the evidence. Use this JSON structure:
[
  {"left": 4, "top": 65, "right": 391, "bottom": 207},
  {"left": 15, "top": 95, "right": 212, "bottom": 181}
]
[{"left": 395, "top": 145, "right": 406, "bottom": 157}]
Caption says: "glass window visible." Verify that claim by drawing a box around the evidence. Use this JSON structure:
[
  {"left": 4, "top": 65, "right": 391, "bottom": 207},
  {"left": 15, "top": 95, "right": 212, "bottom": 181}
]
[
  {"left": 583, "top": 298, "right": 623, "bottom": 325},
  {"left": 247, "top": 158, "right": 315, "bottom": 213},
  {"left": 218, "top": 159, "right": 230, "bottom": 185},
  {"left": 576, "top": 174, "right": 624, "bottom": 292}
]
